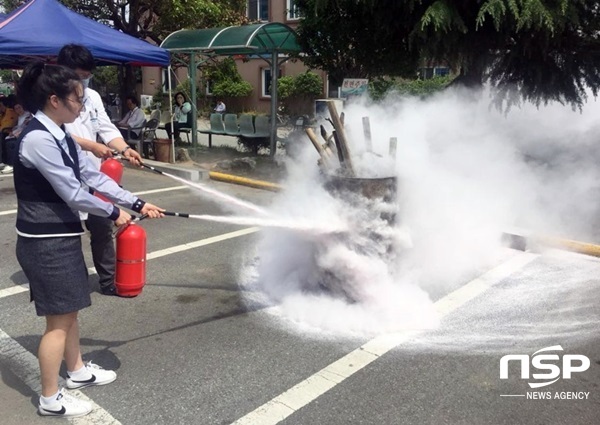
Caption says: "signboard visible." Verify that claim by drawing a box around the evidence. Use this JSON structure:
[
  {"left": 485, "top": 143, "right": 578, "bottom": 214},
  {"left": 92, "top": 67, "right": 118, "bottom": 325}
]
[{"left": 341, "top": 78, "right": 369, "bottom": 97}]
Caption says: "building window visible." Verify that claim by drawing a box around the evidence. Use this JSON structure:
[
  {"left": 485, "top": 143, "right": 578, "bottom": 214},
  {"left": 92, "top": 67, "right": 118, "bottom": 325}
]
[
  {"left": 419, "top": 66, "right": 450, "bottom": 79},
  {"left": 287, "top": 0, "right": 301, "bottom": 20},
  {"left": 248, "top": 0, "right": 268, "bottom": 21},
  {"left": 434, "top": 67, "right": 450, "bottom": 77},
  {"left": 205, "top": 80, "right": 213, "bottom": 96},
  {"left": 261, "top": 68, "right": 282, "bottom": 97}
]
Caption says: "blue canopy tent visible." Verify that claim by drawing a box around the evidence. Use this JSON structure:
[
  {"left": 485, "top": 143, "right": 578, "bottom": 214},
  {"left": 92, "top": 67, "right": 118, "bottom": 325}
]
[{"left": 0, "top": 0, "right": 169, "bottom": 68}]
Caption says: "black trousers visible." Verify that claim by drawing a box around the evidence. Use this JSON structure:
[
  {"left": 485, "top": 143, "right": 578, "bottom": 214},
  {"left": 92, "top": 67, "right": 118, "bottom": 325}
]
[
  {"left": 85, "top": 214, "right": 115, "bottom": 290},
  {"left": 165, "top": 122, "right": 185, "bottom": 139},
  {"left": 119, "top": 128, "right": 139, "bottom": 140},
  {"left": 0, "top": 133, "right": 7, "bottom": 164}
]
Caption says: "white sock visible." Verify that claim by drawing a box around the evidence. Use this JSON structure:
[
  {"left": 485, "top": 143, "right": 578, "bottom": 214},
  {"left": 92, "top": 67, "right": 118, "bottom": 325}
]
[
  {"left": 68, "top": 364, "right": 92, "bottom": 380},
  {"left": 40, "top": 390, "right": 60, "bottom": 406}
]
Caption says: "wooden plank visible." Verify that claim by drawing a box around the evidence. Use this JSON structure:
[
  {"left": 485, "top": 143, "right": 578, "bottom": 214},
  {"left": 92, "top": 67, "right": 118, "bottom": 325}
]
[
  {"left": 305, "top": 127, "right": 332, "bottom": 168},
  {"left": 326, "top": 101, "right": 354, "bottom": 175},
  {"left": 362, "top": 116, "right": 372, "bottom": 152}
]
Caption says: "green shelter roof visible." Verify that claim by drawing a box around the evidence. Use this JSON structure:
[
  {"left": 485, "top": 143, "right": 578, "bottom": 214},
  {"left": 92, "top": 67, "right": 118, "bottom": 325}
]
[{"left": 160, "top": 23, "right": 302, "bottom": 56}]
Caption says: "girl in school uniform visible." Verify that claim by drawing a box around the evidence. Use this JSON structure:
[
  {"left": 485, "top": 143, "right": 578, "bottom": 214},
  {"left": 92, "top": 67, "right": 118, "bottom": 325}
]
[{"left": 14, "top": 62, "right": 164, "bottom": 418}]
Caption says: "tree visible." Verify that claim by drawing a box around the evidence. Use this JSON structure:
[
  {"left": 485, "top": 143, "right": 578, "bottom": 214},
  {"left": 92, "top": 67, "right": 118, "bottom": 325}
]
[
  {"left": 277, "top": 71, "right": 323, "bottom": 116},
  {"left": 0, "top": 0, "right": 248, "bottom": 100},
  {"left": 202, "top": 57, "right": 252, "bottom": 111},
  {"left": 414, "top": 0, "right": 600, "bottom": 109},
  {"left": 297, "top": 0, "right": 600, "bottom": 109},
  {"left": 294, "top": 0, "right": 421, "bottom": 87}
]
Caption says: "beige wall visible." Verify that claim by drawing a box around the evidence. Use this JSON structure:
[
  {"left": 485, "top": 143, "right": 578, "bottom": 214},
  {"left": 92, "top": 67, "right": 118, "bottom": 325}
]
[{"left": 141, "top": 67, "right": 162, "bottom": 97}]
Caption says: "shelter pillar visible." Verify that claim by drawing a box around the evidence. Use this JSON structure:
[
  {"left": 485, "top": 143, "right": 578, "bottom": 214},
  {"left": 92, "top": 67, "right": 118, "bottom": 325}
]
[
  {"left": 269, "top": 50, "right": 278, "bottom": 156},
  {"left": 189, "top": 53, "right": 198, "bottom": 147}
]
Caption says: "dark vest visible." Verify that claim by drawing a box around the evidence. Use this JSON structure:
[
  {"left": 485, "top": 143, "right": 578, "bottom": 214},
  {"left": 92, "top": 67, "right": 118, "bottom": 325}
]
[{"left": 14, "top": 118, "right": 84, "bottom": 236}]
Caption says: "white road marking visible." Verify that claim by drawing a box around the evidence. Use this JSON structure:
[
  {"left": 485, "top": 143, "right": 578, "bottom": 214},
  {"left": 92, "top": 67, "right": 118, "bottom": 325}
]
[
  {"left": 0, "top": 225, "right": 260, "bottom": 422},
  {"left": 0, "top": 328, "right": 121, "bottom": 424},
  {"left": 130, "top": 185, "right": 188, "bottom": 196},
  {"left": 147, "top": 227, "right": 259, "bottom": 259},
  {"left": 230, "top": 252, "right": 539, "bottom": 425},
  {"left": 0, "top": 284, "right": 29, "bottom": 298},
  {"left": 0, "top": 185, "right": 188, "bottom": 218},
  {"left": 0, "top": 227, "right": 259, "bottom": 300}
]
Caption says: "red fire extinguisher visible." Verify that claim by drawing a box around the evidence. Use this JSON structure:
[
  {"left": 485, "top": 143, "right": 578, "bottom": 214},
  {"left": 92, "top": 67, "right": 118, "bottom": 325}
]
[
  {"left": 115, "top": 222, "right": 147, "bottom": 297},
  {"left": 95, "top": 158, "right": 123, "bottom": 202}
]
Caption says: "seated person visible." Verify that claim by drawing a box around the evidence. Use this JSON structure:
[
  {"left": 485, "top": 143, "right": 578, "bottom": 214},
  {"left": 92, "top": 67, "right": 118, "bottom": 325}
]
[
  {"left": 6, "top": 103, "right": 32, "bottom": 139},
  {"left": 0, "top": 97, "right": 19, "bottom": 174},
  {"left": 214, "top": 99, "right": 226, "bottom": 114},
  {"left": 0, "top": 97, "right": 18, "bottom": 135},
  {"left": 165, "top": 91, "right": 192, "bottom": 142},
  {"left": 116, "top": 95, "right": 145, "bottom": 139}
]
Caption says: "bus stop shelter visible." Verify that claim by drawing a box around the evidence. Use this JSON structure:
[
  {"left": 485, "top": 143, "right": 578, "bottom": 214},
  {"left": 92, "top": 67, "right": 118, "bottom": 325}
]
[{"left": 160, "top": 23, "right": 303, "bottom": 155}]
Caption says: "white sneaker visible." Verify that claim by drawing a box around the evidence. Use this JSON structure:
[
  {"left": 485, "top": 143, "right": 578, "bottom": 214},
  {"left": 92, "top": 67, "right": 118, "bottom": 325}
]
[
  {"left": 66, "top": 361, "right": 117, "bottom": 389},
  {"left": 38, "top": 388, "right": 92, "bottom": 417},
  {"left": 0, "top": 165, "right": 13, "bottom": 174}
]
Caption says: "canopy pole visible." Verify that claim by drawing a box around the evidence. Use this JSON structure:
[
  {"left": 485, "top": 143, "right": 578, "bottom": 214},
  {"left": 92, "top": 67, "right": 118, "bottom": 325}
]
[
  {"left": 168, "top": 65, "right": 175, "bottom": 163},
  {"left": 189, "top": 53, "right": 198, "bottom": 147},
  {"left": 269, "top": 49, "right": 278, "bottom": 157}
]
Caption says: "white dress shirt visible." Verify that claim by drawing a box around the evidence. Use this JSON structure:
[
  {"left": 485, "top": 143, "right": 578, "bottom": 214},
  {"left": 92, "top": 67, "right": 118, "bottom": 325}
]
[
  {"left": 118, "top": 106, "right": 146, "bottom": 136},
  {"left": 64, "top": 87, "right": 122, "bottom": 170}
]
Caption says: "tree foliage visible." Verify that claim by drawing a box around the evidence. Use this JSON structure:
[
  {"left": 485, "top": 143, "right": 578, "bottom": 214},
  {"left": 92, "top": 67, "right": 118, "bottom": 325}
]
[
  {"left": 294, "top": 0, "right": 422, "bottom": 87},
  {"left": 368, "top": 75, "right": 453, "bottom": 101},
  {"left": 31, "top": 0, "right": 247, "bottom": 45},
  {"left": 299, "top": 0, "right": 600, "bottom": 109},
  {"left": 277, "top": 72, "right": 322, "bottom": 99},
  {"left": 0, "top": 0, "right": 248, "bottom": 101},
  {"left": 278, "top": 71, "right": 323, "bottom": 116},
  {"left": 203, "top": 58, "right": 252, "bottom": 98}
]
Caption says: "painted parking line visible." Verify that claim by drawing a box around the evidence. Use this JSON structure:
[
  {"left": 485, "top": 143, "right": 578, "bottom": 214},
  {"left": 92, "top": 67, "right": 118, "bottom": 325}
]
[
  {"left": 130, "top": 185, "right": 188, "bottom": 196},
  {"left": 230, "top": 251, "right": 539, "bottom": 425},
  {"left": 0, "top": 225, "right": 260, "bottom": 423},
  {"left": 0, "top": 329, "right": 121, "bottom": 425},
  {"left": 0, "top": 185, "right": 188, "bottom": 218},
  {"left": 0, "top": 226, "right": 259, "bottom": 301}
]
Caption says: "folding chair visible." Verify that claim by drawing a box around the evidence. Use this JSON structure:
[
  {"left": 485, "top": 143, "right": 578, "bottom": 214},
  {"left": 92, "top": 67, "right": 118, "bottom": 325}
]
[
  {"left": 140, "top": 118, "right": 159, "bottom": 158},
  {"left": 124, "top": 119, "right": 147, "bottom": 154}
]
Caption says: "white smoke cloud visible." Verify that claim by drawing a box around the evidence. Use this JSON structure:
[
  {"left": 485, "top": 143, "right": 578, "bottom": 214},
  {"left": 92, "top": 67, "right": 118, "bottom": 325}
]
[{"left": 239, "top": 86, "right": 600, "bottom": 337}]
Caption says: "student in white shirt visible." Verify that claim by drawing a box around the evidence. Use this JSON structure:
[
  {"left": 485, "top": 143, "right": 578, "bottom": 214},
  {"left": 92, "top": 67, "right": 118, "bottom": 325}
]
[
  {"left": 117, "top": 95, "right": 145, "bottom": 139},
  {"left": 58, "top": 44, "right": 144, "bottom": 297}
]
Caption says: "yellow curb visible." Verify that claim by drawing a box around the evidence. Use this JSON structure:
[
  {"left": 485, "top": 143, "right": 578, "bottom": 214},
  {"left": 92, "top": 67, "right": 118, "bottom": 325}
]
[
  {"left": 504, "top": 232, "right": 600, "bottom": 258},
  {"left": 537, "top": 236, "right": 600, "bottom": 258},
  {"left": 209, "top": 171, "right": 282, "bottom": 192}
]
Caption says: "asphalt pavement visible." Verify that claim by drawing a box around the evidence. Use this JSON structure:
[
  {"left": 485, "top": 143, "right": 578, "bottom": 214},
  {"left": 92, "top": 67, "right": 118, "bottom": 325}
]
[{"left": 1, "top": 165, "right": 599, "bottom": 425}]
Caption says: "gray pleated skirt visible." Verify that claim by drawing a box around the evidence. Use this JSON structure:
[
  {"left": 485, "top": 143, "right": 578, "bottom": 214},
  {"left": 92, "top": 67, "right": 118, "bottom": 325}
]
[{"left": 16, "top": 235, "right": 91, "bottom": 316}]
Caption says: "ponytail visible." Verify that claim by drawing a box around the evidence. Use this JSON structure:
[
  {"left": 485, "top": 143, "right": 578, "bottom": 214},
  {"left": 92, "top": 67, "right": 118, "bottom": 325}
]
[{"left": 17, "top": 62, "right": 80, "bottom": 113}]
